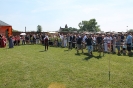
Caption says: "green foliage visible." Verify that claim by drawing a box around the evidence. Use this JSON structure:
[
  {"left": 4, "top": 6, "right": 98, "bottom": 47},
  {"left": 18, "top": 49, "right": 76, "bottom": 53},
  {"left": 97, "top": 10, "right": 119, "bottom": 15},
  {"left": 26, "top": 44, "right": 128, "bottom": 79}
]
[
  {"left": 62, "top": 28, "right": 69, "bottom": 31},
  {"left": 60, "top": 27, "right": 78, "bottom": 32},
  {"left": 12, "top": 29, "right": 21, "bottom": 32},
  {"left": 37, "top": 25, "right": 42, "bottom": 32},
  {"left": 128, "top": 29, "right": 133, "bottom": 32},
  {"left": 65, "top": 24, "right": 68, "bottom": 28},
  {"left": 78, "top": 19, "right": 101, "bottom": 32}
]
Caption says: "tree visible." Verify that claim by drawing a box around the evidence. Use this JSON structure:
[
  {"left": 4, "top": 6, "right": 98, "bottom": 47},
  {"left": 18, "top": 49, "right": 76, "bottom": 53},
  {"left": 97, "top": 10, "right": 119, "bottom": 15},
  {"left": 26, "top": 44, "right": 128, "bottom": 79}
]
[
  {"left": 12, "top": 29, "right": 21, "bottom": 32},
  {"left": 37, "top": 25, "right": 42, "bottom": 32},
  {"left": 127, "top": 29, "right": 133, "bottom": 32},
  {"left": 59, "top": 26, "right": 78, "bottom": 32},
  {"left": 78, "top": 19, "right": 101, "bottom": 32},
  {"left": 65, "top": 24, "right": 68, "bottom": 28}
]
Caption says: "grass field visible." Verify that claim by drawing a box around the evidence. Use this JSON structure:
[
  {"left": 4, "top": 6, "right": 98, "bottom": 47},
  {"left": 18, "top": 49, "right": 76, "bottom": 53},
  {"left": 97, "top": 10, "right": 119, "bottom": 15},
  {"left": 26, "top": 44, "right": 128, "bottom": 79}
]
[{"left": 0, "top": 45, "right": 133, "bottom": 88}]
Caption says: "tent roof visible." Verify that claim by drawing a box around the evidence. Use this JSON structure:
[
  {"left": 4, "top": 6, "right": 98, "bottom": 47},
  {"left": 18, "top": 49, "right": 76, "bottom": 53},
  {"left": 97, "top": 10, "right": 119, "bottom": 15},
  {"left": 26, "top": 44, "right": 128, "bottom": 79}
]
[{"left": 0, "top": 20, "right": 11, "bottom": 26}]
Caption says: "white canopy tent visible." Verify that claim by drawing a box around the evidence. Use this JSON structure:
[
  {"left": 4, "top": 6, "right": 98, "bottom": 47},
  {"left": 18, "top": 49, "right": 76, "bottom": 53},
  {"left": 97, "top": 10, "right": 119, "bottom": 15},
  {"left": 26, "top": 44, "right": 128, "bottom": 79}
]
[{"left": 20, "top": 33, "right": 26, "bottom": 35}]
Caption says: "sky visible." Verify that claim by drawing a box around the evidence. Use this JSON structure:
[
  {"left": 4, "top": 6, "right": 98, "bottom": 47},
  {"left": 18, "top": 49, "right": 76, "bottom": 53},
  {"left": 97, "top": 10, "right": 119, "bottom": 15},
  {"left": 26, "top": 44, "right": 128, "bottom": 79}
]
[{"left": 0, "top": 0, "right": 133, "bottom": 32}]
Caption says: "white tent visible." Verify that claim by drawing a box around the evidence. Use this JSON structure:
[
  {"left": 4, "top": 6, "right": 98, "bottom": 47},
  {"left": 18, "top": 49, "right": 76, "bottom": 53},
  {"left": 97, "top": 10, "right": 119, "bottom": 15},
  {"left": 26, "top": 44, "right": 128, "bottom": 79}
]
[
  {"left": 48, "top": 31, "right": 57, "bottom": 33},
  {"left": 20, "top": 33, "right": 26, "bottom": 35}
]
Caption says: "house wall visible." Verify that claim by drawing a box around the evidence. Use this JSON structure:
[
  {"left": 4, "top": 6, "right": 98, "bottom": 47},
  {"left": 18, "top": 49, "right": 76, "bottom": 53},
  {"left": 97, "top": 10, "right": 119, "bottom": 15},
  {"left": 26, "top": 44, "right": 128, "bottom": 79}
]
[{"left": 0, "top": 26, "right": 12, "bottom": 36}]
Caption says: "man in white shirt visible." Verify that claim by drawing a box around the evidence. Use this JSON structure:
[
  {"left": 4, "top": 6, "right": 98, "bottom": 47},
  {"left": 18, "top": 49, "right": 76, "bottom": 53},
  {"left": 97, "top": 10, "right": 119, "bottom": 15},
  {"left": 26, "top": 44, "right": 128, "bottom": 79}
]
[
  {"left": 107, "top": 34, "right": 112, "bottom": 52},
  {"left": 103, "top": 35, "right": 108, "bottom": 52},
  {"left": 82, "top": 33, "right": 87, "bottom": 49}
]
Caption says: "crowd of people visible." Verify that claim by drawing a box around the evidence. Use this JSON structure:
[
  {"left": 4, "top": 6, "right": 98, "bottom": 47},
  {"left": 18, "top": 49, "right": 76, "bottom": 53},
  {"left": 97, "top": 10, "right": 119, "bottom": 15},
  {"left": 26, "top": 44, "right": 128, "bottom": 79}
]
[
  {"left": 55, "top": 33, "right": 132, "bottom": 56},
  {"left": 0, "top": 32, "right": 133, "bottom": 56}
]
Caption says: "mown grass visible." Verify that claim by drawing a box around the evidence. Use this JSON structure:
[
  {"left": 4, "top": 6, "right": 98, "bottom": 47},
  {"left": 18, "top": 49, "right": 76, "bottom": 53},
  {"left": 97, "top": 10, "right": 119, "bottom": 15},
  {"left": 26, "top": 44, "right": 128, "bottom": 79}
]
[{"left": 0, "top": 45, "right": 133, "bottom": 88}]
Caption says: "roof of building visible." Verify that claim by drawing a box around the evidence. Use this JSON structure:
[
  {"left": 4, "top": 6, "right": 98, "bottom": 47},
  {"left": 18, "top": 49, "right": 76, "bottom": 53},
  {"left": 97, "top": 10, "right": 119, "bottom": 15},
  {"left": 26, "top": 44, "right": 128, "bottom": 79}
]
[{"left": 0, "top": 20, "right": 11, "bottom": 26}]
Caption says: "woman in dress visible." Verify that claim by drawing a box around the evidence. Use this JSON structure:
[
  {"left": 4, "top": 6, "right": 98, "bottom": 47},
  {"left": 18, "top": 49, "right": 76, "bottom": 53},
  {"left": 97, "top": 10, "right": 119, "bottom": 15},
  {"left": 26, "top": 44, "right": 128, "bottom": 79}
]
[{"left": 63, "top": 35, "right": 67, "bottom": 48}]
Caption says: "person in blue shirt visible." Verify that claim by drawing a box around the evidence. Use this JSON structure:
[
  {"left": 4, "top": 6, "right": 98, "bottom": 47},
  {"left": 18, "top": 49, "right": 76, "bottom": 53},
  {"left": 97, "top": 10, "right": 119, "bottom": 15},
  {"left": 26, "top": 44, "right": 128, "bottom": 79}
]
[{"left": 126, "top": 33, "right": 132, "bottom": 55}]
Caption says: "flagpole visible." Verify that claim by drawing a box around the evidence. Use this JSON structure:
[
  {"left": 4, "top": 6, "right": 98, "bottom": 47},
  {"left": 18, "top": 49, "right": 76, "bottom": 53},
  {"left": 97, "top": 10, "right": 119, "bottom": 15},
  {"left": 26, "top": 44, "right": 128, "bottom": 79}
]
[
  {"left": 109, "top": 55, "right": 110, "bottom": 81},
  {"left": 109, "top": 34, "right": 111, "bottom": 81}
]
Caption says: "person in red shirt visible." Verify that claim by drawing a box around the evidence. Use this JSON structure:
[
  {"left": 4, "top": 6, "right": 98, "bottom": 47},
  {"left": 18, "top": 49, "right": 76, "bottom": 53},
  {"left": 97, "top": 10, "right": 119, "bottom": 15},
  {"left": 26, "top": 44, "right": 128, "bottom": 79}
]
[
  {"left": 17, "top": 35, "right": 20, "bottom": 45},
  {"left": 3, "top": 36, "right": 6, "bottom": 47},
  {"left": 0, "top": 35, "right": 5, "bottom": 47}
]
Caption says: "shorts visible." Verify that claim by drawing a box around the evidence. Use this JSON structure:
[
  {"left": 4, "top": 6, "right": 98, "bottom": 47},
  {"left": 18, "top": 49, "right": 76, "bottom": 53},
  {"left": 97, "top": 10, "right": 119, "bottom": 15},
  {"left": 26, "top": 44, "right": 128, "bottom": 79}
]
[
  {"left": 123, "top": 48, "right": 126, "bottom": 50},
  {"left": 127, "top": 43, "right": 131, "bottom": 51},
  {"left": 108, "top": 43, "right": 111, "bottom": 48},
  {"left": 97, "top": 43, "right": 103, "bottom": 51},
  {"left": 87, "top": 45, "right": 93, "bottom": 52},
  {"left": 77, "top": 44, "right": 83, "bottom": 50}
]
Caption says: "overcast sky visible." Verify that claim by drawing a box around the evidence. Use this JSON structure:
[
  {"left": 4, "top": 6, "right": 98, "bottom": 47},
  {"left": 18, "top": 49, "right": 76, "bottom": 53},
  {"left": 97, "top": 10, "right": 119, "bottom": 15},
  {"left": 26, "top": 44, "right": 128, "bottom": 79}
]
[{"left": 0, "top": 0, "right": 133, "bottom": 32}]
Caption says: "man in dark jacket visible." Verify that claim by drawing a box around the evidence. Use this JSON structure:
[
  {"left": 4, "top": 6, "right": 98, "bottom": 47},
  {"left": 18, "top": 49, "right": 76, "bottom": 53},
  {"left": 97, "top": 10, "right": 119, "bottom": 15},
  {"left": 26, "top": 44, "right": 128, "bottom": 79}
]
[
  {"left": 86, "top": 35, "right": 93, "bottom": 55},
  {"left": 44, "top": 35, "right": 49, "bottom": 51},
  {"left": 76, "top": 34, "right": 83, "bottom": 53}
]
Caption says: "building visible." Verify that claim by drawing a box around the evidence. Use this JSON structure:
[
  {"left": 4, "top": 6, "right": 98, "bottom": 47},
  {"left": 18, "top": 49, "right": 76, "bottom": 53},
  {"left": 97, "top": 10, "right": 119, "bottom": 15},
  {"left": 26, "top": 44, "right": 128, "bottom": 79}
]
[
  {"left": 0, "top": 20, "right": 12, "bottom": 37},
  {"left": 59, "top": 24, "right": 68, "bottom": 32}
]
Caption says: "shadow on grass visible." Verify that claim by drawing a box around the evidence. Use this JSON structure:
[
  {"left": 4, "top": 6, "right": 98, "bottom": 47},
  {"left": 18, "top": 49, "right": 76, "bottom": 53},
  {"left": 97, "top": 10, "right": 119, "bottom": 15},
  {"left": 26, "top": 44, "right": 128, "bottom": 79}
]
[
  {"left": 64, "top": 50, "right": 69, "bottom": 52},
  {"left": 84, "top": 56, "right": 93, "bottom": 60},
  {"left": 39, "top": 50, "right": 47, "bottom": 52},
  {"left": 6, "top": 47, "right": 14, "bottom": 49},
  {"left": 116, "top": 52, "right": 133, "bottom": 57},
  {"left": 83, "top": 53, "right": 103, "bottom": 60},
  {"left": 117, "top": 54, "right": 122, "bottom": 56},
  {"left": 128, "top": 52, "right": 133, "bottom": 57},
  {"left": 75, "top": 53, "right": 81, "bottom": 56},
  {"left": 94, "top": 55, "right": 102, "bottom": 59}
]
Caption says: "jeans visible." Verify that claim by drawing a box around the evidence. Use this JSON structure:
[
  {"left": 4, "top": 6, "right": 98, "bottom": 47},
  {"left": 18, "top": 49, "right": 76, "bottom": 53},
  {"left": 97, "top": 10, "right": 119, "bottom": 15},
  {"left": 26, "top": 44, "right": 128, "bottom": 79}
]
[{"left": 87, "top": 45, "right": 92, "bottom": 53}]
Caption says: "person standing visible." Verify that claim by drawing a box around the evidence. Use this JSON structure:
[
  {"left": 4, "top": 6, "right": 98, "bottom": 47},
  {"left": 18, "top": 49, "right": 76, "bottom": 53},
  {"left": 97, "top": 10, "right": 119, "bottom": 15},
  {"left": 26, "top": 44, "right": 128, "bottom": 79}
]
[
  {"left": 36, "top": 34, "right": 40, "bottom": 44},
  {"left": 72, "top": 34, "right": 76, "bottom": 48},
  {"left": 116, "top": 34, "right": 121, "bottom": 55},
  {"left": 107, "top": 34, "right": 112, "bottom": 53},
  {"left": 22, "top": 35, "right": 26, "bottom": 45},
  {"left": 122, "top": 39, "right": 127, "bottom": 55},
  {"left": 76, "top": 34, "right": 83, "bottom": 54},
  {"left": 82, "top": 33, "right": 87, "bottom": 49},
  {"left": 112, "top": 35, "right": 116, "bottom": 53},
  {"left": 0, "top": 35, "right": 6, "bottom": 47},
  {"left": 63, "top": 35, "right": 67, "bottom": 48},
  {"left": 68, "top": 34, "right": 72, "bottom": 50},
  {"left": 96, "top": 34, "right": 103, "bottom": 56},
  {"left": 96, "top": 34, "right": 103, "bottom": 52},
  {"left": 86, "top": 35, "right": 93, "bottom": 55},
  {"left": 60, "top": 34, "right": 64, "bottom": 47},
  {"left": 8, "top": 36, "right": 14, "bottom": 48},
  {"left": 44, "top": 35, "right": 49, "bottom": 51},
  {"left": 92, "top": 34, "right": 97, "bottom": 51},
  {"left": 126, "top": 33, "right": 132, "bottom": 55}
]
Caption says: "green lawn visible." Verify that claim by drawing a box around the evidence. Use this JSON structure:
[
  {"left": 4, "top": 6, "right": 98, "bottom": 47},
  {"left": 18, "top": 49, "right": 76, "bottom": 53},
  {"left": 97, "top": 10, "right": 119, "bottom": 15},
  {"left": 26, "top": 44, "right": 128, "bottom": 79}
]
[{"left": 0, "top": 45, "right": 133, "bottom": 88}]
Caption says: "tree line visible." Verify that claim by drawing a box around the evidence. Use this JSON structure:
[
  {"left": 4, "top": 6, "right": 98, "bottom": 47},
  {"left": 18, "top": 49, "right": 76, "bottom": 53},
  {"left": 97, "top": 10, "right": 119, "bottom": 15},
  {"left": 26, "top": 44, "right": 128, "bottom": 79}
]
[{"left": 12, "top": 18, "right": 132, "bottom": 33}]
